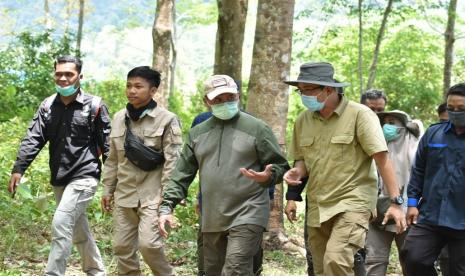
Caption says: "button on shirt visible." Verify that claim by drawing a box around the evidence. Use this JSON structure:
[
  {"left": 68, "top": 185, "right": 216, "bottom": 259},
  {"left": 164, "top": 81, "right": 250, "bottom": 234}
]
[
  {"left": 12, "top": 91, "right": 111, "bottom": 186},
  {"left": 408, "top": 122, "right": 465, "bottom": 230},
  {"left": 288, "top": 97, "right": 387, "bottom": 227}
]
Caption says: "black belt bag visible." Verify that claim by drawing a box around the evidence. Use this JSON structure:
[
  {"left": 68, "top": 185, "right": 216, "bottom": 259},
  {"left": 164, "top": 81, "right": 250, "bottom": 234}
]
[{"left": 124, "top": 116, "right": 165, "bottom": 171}]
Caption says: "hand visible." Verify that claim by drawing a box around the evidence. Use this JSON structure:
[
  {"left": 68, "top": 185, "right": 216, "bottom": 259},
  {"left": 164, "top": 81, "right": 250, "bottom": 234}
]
[
  {"left": 179, "top": 199, "right": 187, "bottom": 206},
  {"left": 101, "top": 196, "right": 113, "bottom": 212},
  {"left": 240, "top": 164, "right": 273, "bottom": 183},
  {"left": 8, "top": 173, "right": 22, "bottom": 197},
  {"left": 383, "top": 204, "right": 407, "bottom": 234},
  {"left": 283, "top": 168, "right": 302, "bottom": 186},
  {"left": 406, "top": 207, "right": 419, "bottom": 226},
  {"left": 285, "top": 200, "right": 298, "bottom": 223},
  {"left": 159, "top": 214, "right": 176, "bottom": 239}
]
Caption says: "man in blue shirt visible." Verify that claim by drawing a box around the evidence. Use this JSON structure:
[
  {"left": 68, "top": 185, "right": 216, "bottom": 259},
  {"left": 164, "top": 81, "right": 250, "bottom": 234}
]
[{"left": 400, "top": 83, "right": 465, "bottom": 275}]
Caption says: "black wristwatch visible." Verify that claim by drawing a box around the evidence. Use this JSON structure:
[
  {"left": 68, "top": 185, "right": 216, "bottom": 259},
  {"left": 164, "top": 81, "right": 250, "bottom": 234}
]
[{"left": 391, "top": 195, "right": 404, "bottom": 205}]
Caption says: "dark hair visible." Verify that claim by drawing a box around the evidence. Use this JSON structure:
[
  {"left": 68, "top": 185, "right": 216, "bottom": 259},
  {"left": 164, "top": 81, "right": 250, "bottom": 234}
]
[
  {"left": 54, "top": 55, "right": 83, "bottom": 73},
  {"left": 127, "top": 66, "right": 161, "bottom": 88},
  {"left": 447, "top": 83, "right": 465, "bottom": 97},
  {"left": 437, "top": 102, "right": 447, "bottom": 115},
  {"left": 360, "top": 89, "right": 387, "bottom": 104}
]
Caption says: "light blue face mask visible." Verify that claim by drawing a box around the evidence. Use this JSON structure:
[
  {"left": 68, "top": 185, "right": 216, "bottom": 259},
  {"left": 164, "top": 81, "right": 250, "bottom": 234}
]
[
  {"left": 301, "top": 94, "right": 325, "bottom": 112},
  {"left": 211, "top": 100, "right": 239, "bottom": 120},
  {"left": 55, "top": 83, "right": 79, "bottom": 97},
  {"left": 383, "top": 124, "right": 401, "bottom": 141}
]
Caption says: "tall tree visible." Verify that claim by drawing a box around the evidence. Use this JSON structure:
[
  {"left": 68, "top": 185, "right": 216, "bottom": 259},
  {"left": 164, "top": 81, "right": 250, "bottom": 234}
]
[
  {"left": 76, "top": 0, "right": 85, "bottom": 55},
  {"left": 365, "top": 0, "right": 394, "bottom": 90},
  {"left": 246, "top": 0, "right": 295, "bottom": 241},
  {"left": 152, "top": 0, "right": 174, "bottom": 108},
  {"left": 44, "top": 0, "right": 52, "bottom": 30},
  {"left": 443, "top": 0, "right": 457, "bottom": 97},
  {"left": 357, "top": 0, "right": 363, "bottom": 95},
  {"left": 214, "top": 0, "right": 248, "bottom": 90}
]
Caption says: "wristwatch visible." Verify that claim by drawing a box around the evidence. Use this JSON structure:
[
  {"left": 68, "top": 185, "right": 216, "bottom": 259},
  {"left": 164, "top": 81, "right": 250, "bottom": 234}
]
[{"left": 391, "top": 195, "right": 404, "bottom": 205}]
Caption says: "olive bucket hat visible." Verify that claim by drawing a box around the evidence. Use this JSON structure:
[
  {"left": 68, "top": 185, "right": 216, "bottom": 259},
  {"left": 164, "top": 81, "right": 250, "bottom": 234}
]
[{"left": 284, "top": 62, "right": 349, "bottom": 87}]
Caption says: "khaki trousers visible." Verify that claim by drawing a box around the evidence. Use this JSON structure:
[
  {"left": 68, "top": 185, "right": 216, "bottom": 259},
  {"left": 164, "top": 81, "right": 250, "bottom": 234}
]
[
  {"left": 46, "top": 178, "right": 105, "bottom": 276},
  {"left": 113, "top": 205, "right": 174, "bottom": 276},
  {"left": 308, "top": 211, "right": 370, "bottom": 276},
  {"left": 203, "top": 224, "right": 264, "bottom": 276}
]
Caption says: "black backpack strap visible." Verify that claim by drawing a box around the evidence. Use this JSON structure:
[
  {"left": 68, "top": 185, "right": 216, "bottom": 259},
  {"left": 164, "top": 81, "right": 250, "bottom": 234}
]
[{"left": 90, "top": 95, "right": 102, "bottom": 123}]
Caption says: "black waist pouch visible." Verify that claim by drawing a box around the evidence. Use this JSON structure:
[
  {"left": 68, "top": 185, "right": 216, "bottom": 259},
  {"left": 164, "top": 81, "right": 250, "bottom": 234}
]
[{"left": 124, "top": 117, "right": 164, "bottom": 171}]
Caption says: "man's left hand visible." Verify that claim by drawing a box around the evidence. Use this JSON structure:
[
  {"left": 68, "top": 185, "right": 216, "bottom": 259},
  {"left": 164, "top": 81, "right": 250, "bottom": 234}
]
[
  {"left": 240, "top": 164, "right": 273, "bottom": 183},
  {"left": 383, "top": 204, "right": 407, "bottom": 234}
]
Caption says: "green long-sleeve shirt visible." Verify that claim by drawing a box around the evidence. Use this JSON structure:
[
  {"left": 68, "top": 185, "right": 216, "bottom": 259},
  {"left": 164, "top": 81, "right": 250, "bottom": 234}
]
[{"left": 159, "top": 111, "right": 290, "bottom": 232}]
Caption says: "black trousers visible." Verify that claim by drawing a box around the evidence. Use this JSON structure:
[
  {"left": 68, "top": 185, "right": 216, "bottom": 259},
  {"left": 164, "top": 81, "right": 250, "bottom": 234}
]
[{"left": 400, "top": 223, "right": 465, "bottom": 276}]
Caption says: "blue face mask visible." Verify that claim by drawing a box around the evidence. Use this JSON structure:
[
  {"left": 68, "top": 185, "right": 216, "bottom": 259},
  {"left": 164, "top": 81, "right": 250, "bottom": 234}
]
[
  {"left": 211, "top": 100, "right": 239, "bottom": 120},
  {"left": 55, "top": 82, "right": 79, "bottom": 97},
  {"left": 383, "top": 124, "right": 400, "bottom": 141},
  {"left": 448, "top": 110, "right": 465, "bottom": 127},
  {"left": 301, "top": 94, "right": 325, "bottom": 112}
]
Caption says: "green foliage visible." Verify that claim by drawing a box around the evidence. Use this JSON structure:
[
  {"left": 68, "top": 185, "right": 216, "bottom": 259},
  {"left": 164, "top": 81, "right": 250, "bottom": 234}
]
[
  {"left": 82, "top": 79, "right": 127, "bottom": 117},
  {"left": 176, "top": 0, "right": 217, "bottom": 28},
  {"left": 0, "top": 31, "right": 77, "bottom": 122}
]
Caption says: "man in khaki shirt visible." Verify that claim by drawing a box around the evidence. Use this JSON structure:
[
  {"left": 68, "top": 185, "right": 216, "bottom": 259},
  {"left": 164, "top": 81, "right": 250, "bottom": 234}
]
[
  {"left": 283, "top": 62, "right": 406, "bottom": 276},
  {"left": 101, "top": 66, "right": 182, "bottom": 275}
]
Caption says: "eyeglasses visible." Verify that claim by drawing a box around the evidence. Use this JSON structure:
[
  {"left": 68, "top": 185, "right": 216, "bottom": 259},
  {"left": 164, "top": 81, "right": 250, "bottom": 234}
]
[
  {"left": 446, "top": 107, "right": 465, "bottom": 112},
  {"left": 295, "top": 86, "right": 323, "bottom": 96}
]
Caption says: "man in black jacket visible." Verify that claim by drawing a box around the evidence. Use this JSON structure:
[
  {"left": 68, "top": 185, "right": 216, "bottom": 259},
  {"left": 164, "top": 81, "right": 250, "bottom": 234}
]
[{"left": 8, "top": 55, "right": 111, "bottom": 276}]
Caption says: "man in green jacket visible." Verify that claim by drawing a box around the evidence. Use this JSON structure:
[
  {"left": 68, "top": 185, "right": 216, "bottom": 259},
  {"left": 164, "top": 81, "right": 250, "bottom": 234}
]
[{"left": 158, "top": 74, "right": 290, "bottom": 276}]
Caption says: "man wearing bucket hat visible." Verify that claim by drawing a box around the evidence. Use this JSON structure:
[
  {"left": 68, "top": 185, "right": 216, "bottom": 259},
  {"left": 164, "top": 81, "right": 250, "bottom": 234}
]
[
  {"left": 158, "top": 75, "right": 290, "bottom": 275},
  {"left": 283, "top": 62, "right": 406, "bottom": 276},
  {"left": 365, "top": 110, "right": 420, "bottom": 275}
]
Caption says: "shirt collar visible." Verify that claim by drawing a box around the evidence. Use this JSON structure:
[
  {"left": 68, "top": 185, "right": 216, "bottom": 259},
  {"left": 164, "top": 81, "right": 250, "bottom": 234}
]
[
  {"left": 311, "top": 96, "right": 348, "bottom": 120},
  {"left": 444, "top": 121, "right": 452, "bottom": 133},
  {"left": 75, "top": 89, "right": 84, "bottom": 104}
]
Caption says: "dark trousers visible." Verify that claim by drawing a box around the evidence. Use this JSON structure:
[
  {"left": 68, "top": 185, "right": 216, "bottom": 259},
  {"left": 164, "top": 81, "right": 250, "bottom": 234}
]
[
  {"left": 400, "top": 223, "right": 465, "bottom": 276},
  {"left": 203, "top": 224, "right": 264, "bottom": 276},
  {"left": 197, "top": 225, "right": 264, "bottom": 276}
]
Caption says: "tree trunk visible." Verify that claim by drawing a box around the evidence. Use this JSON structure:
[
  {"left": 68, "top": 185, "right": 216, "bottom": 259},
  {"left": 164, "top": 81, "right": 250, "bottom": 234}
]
[
  {"left": 214, "top": 0, "right": 248, "bottom": 91},
  {"left": 44, "top": 0, "right": 52, "bottom": 30},
  {"left": 443, "top": 0, "right": 457, "bottom": 98},
  {"left": 358, "top": 0, "right": 363, "bottom": 96},
  {"left": 169, "top": 1, "right": 177, "bottom": 100},
  {"left": 246, "top": 0, "right": 295, "bottom": 244},
  {"left": 64, "top": 0, "right": 72, "bottom": 39},
  {"left": 76, "top": 0, "right": 85, "bottom": 56},
  {"left": 365, "top": 0, "right": 393, "bottom": 90},
  {"left": 152, "top": 0, "right": 174, "bottom": 108}
]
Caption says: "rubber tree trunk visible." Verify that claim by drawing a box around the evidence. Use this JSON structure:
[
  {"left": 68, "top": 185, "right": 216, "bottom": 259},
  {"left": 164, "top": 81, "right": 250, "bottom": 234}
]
[
  {"left": 358, "top": 0, "right": 363, "bottom": 96},
  {"left": 443, "top": 0, "right": 457, "bottom": 98},
  {"left": 76, "top": 0, "right": 85, "bottom": 56},
  {"left": 365, "top": 0, "right": 393, "bottom": 90},
  {"left": 152, "top": 0, "right": 174, "bottom": 108},
  {"left": 246, "top": 0, "right": 295, "bottom": 237},
  {"left": 214, "top": 0, "right": 248, "bottom": 92},
  {"left": 44, "top": 0, "right": 52, "bottom": 30}
]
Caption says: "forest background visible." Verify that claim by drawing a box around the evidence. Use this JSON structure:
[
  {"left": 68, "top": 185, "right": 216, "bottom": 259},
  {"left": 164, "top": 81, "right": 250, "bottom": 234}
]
[{"left": 0, "top": 0, "right": 464, "bottom": 275}]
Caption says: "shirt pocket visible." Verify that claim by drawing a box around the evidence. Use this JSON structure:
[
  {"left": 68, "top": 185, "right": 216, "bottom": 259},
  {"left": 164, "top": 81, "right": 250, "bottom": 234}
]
[
  {"left": 299, "top": 136, "right": 315, "bottom": 165},
  {"left": 71, "top": 115, "right": 91, "bottom": 145},
  {"left": 330, "top": 135, "right": 354, "bottom": 162},
  {"left": 144, "top": 127, "right": 164, "bottom": 151},
  {"left": 110, "top": 128, "right": 126, "bottom": 151}
]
